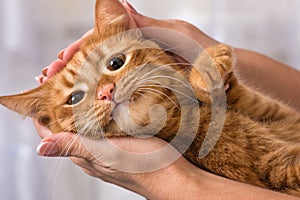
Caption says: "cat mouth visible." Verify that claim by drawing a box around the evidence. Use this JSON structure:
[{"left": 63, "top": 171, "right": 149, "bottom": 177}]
[
  {"left": 110, "top": 100, "right": 130, "bottom": 121},
  {"left": 105, "top": 99, "right": 134, "bottom": 134}
]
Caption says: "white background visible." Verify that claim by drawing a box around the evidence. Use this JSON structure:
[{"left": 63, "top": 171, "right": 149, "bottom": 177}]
[{"left": 0, "top": 0, "right": 299, "bottom": 199}]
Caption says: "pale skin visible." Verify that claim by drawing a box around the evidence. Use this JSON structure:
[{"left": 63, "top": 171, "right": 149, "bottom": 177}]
[{"left": 35, "top": 1, "right": 300, "bottom": 199}]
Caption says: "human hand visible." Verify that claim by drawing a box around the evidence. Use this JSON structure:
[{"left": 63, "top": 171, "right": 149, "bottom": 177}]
[
  {"left": 34, "top": 0, "right": 216, "bottom": 180},
  {"left": 122, "top": 0, "right": 219, "bottom": 49},
  {"left": 36, "top": 30, "right": 93, "bottom": 84},
  {"left": 122, "top": 1, "right": 220, "bottom": 63},
  {"left": 33, "top": 2, "right": 217, "bottom": 197},
  {"left": 33, "top": 2, "right": 300, "bottom": 199},
  {"left": 34, "top": 122, "right": 297, "bottom": 200},
  {"left": 34, "top": 120, "right": 198, "bottom": 199},
  {"left": 37, "top": 1, "right": 218, "bottom": 84}
]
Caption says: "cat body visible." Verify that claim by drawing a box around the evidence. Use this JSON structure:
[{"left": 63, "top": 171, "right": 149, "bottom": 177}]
[
  {"left": 189, "top": 76, "right": 300, "bottom": 195},
  {"left": 0, "top": 0, "right": 299, "bottom": 197}
]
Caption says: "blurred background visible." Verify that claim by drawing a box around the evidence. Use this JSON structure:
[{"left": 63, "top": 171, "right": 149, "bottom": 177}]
[{"left": 0, "top": 0, "right": 299, "bottom": 199}]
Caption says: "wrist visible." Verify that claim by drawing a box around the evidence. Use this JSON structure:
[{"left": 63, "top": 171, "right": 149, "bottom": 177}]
[{"left": 136, "top": 157, "right": 209, "bottom": 199}]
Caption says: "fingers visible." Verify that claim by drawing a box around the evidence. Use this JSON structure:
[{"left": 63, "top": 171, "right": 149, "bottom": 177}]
[
  {"left": 46, "top": 40, "right": 82, "bottom": 78},
  {"left": 36, "top": 132, "right": 92, "bottom": 159},
  {"left": 70, "top": 157, "right": 106, "bottom": 178},
  {"left": 39, "top": 29, "right": 94, "bottom": 84},
  {"left": 136, "top": 16, "right": 206, "bottom": 60},
  {"left": 46, "top": 59, "right": 67, "bottom": 78},
  {"left": 122, "top": 1, "right": 208, "bottom": 49},
  {"left": 137, "top": 14, "right": 216, "bottom": 48},
  {"left": 123, "top": 1, "right": 219, "bottom": 61},
  {"left": 57, "top": 49, "right": 65, "bottom": 60},
  {"left": 59, "top": 29, "right": 94, "bottom": 64},
  {"left": 33, "top": 119, "right": 52, "bottom": 138}
]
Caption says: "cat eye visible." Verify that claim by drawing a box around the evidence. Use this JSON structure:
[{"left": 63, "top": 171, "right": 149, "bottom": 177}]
[
  {"left": 108, "top": 54, "right": 126, "bottom": 71},
  {"left": 67, "top": 91, "right": 85, "bottom": 105}
]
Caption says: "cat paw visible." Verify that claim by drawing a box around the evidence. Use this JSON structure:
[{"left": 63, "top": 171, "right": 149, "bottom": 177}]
[
  {"left": 204, "top": 44, "right": 233, "bottom": 79},
  {"left": 190, "top": 44, "right": 234, "bottom": 102}
]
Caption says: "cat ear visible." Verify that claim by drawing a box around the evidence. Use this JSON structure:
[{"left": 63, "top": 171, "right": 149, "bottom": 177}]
[
  {"left": 0, "top": 87, "right": 45, "bottom": 118},
  {"left": 94, "top": 0, "right": 137, "bottom": 33}
]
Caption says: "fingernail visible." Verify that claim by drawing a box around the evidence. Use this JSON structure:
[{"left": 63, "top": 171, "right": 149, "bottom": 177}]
[
  {"left": 37, "top": 142, "right": 59, "bottom": 156},
  {"left": 42, "top": 66, "right": 48, "bottom": 76},
  {"left": 35, "top": 75, "right": 44, "bottom": 85},
  {"left": 58, "top": 49, "right": 65, "bottom": 60},
  {"left": 35, "top": 76, "right": 41, "bottom": 82},
  {"left": 122, "top": 0, "right": 137, "bottom": 15},
  {"left": 35, "top": 75, "right": 46, "bottom": 85}
]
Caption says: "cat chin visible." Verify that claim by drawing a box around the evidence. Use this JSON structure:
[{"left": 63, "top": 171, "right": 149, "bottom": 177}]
[
  {"left": 109, "top": 100, "right": 142, "bottom": 135},
  {"left": 110, "top": 100, "right": 133, "bottom": 131}
]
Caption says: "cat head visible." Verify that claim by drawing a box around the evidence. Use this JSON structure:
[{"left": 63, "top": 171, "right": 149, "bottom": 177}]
[
  {"left": 0, "top": 0, "right": 187, "bottom": 136},
  {"left": 0, "top": 0, "right": 233, "bottom": 138}
]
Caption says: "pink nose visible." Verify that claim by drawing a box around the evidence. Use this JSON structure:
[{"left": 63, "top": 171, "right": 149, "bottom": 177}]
[{"left": 97, "top": 83, "right": 115, "bottom": 101}]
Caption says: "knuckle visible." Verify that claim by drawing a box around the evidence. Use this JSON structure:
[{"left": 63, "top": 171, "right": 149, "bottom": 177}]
[{"left": 172, "top": 19, "right": 193, "bottom": 29}]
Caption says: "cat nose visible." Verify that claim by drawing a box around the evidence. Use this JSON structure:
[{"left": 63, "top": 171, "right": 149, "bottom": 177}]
[{"left": 97, "top": 83, "right": 115, "bottom": 101}]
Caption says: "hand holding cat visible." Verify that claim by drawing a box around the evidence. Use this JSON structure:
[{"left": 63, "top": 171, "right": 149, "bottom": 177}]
[
  {"left": 34, "top": 120, "right": 299, "bottom": 200},
  {"left": 34, "top": 120, "right": 203, "bottom": 199},
  {"left": 37, "top": 0, "right": 219, "bottom": 84},
  {"left": 37, "top": 30, "right": 93, "bottom": 84},
  {"left": 34, "top": 2, "right": 222, "bottom": 197},
  {"left": 33, "top": 1, "right": 300, "bottom": 199},
  {"left": 33, "top": 2, "right": 225, "bottom": 198}
]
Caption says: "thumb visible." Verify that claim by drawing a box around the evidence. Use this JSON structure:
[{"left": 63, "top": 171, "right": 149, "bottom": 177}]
[
  {"left": 131, "top": 13, "right": 205, "bottom": 61},
  {"left": 36, "top": 132, "right": 91, "bottom": 159},
  {"left": 122, "top": 1, "right": 218, "bottom": 50},
  {"left": 131, "top": 13, "right": 183, "bottom": 40},
  {"left": 122, "top": 2, "right": 211, "bottom": 60},
  {"left": 122, "top": 0, "right": 170, "bottom": 29},
  {"left": 133, "top": 13, "right": 217, "bottom": 48}
]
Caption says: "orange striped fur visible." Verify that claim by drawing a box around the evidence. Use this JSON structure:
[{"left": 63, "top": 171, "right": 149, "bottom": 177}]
[{"left": 0, "top": 0, "right": 299, "bottom": 197}]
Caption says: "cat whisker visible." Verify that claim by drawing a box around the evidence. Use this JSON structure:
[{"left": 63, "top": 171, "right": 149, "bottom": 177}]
[
  {"left": 45, "top": 116, "right": 73, "bottom": 126},
  {"left": 61, "top": 133, "right": 80, "bottom": 157},
  {"left": 137, "top": 87, "right": 180, "bottom": 108},
  {"left": 41, "top": 130, "right": 86, "bottom": 196},
  {"left": 136, "top": 73, "right": 198, "bottom": 103},
  {"left": 134, "top": 91, "right": 148, "bottom": 100},
  {"left": 139, "top": 73, "right": 194, "bottom": 91},
  {"left": 89, "top": 119, "right": 102, "bottom": 139},
  {"left": 76, "top": 106, "right": 106, "bottom": 137},
  {"left": 78, "top": 119, "right": 97, "bottom": 136},
  {"left": 137, "top": 62, "right": 191, "bottom": 81},
  {"left": 139, "top": 83, "right": 198, "bottom": 104},
  {"left": 137, "top": 64, "right": 172, "bottom": 81},
  {"left": 136, "top": 79, "right": 162, "bottom": 88}
]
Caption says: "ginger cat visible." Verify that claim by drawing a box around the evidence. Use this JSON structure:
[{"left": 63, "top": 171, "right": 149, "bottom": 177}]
[{"left": 0, "top": 0, "right": 299, "bottom": 197}]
